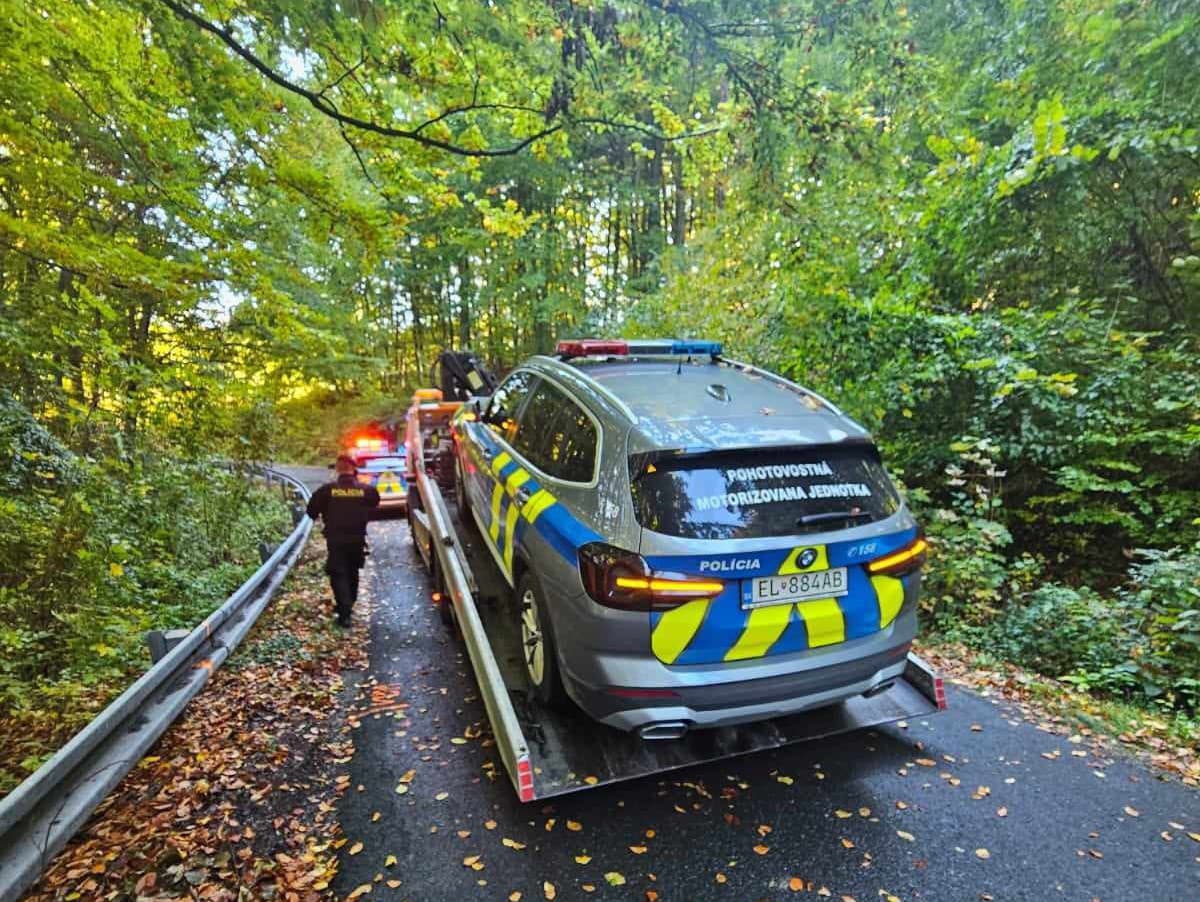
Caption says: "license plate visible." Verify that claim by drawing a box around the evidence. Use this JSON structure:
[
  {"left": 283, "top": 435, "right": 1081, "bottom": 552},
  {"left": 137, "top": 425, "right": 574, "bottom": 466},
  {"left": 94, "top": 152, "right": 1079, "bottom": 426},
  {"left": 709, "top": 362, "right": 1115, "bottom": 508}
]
[{"left": 742, "top": 568, "right": 849, "bottom": 609}]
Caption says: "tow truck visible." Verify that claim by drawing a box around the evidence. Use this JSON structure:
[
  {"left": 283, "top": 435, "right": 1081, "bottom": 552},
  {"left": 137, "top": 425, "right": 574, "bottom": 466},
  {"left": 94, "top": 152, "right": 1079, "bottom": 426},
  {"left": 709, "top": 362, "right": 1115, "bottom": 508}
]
[{"left": 403, "top": 349, "right": 946, "bottom": 802}]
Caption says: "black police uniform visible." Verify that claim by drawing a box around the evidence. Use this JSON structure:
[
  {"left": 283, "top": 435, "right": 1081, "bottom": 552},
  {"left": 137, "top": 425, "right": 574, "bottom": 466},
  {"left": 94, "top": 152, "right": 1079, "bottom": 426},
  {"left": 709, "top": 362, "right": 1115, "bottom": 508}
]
[{"left": 306, "top": 473, "right": 380, "bottom": 625}]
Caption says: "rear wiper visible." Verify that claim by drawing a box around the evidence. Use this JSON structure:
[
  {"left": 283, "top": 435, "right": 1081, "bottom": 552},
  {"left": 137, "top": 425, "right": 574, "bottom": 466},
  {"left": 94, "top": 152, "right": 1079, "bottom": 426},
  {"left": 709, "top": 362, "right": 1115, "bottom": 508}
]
[{"left": 797, "top": 510, "right": 873, "bottom": 526}]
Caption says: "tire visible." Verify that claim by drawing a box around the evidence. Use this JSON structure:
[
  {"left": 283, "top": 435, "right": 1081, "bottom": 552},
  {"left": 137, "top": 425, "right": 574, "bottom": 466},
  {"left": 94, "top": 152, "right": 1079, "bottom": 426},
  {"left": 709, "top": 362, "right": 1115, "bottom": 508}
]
[
  {"left": 431, "top": 553, "right": 455, "bottom": 630},
  {"left": 517, "top": 571, "right": 568, "bottom": 709}
]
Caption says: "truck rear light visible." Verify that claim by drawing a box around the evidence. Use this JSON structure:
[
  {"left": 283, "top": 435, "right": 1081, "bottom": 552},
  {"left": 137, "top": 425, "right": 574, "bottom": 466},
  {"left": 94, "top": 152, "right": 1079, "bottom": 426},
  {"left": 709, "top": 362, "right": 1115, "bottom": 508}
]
[
  {"left": 867, "top": 533, "right": 928, "bottom": 577},
  {"left": 578, "top": 542, "right": 724, "bottom": 611}
]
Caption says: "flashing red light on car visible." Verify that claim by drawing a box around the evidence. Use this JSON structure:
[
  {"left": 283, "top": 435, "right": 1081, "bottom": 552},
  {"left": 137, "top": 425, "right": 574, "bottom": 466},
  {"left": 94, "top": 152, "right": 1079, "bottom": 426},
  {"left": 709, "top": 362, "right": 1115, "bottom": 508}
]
[
  {"left": 867, "top": 534, "right": 929, "bottom": 577},
  {"left": 556, "top": 339, "right": 629, "bottom": 358},
  {"left": 578, "top": 542, "right": 724, "bottom": 611}
]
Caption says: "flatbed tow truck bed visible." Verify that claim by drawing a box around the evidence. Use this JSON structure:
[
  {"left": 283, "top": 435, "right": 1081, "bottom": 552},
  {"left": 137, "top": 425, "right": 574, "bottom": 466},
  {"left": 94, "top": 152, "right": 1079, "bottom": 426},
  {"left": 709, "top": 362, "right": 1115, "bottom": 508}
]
[{"left": 404, "top": 405, "right": 946, "bottom": 803}]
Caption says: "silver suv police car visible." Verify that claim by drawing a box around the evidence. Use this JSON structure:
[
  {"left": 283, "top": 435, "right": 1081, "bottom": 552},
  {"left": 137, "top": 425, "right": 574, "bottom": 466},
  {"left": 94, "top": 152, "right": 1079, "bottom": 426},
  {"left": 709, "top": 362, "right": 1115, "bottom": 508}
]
[{"left": 453, "top": 339, "right": 927, "bottom": 738}]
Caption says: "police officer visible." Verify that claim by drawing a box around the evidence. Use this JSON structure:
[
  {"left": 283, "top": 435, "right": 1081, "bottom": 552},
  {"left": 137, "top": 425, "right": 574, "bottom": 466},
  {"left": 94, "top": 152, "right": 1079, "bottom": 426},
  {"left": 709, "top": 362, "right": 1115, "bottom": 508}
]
[{"left": 306, "top": 455, "right": 380, "bottom": 626}]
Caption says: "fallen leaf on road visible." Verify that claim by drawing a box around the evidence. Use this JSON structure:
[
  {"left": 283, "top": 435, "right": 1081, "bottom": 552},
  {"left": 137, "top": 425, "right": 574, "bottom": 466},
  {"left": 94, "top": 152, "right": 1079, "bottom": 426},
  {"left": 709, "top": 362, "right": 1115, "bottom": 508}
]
[
  {"left": 970, "top": 723, "right": 983, "bottom": 731},
  {"left": 457, "top": 830, "right": 471, "bottom": 838},
  {"left": 605, "top": 872, "right": 626, "bottom": 886},
  {"left": 503, "top": 837, "right": 526, "bottom": 850},
  {"left": 840, "top": 838, "right": 855, "bottom": 849},
  {"left": 348, "top": 885, "right": 372, "bottom": 900},
  {"left": 630, "top": 845, "right": 648, "bottom": 854},
  {"left": 509, "top": 893, "right": 522, "bottom": 902},
  {"left": 788, "top": 876, "right": 805, "bottom": 892},
  {"left": 895, "top": 800, "right": 909, "bottom": 810},
  {"left": 543, "top": 881, "right": 556, "bottom": 900},
  {"left": 584, "top": 776, "right": 599, "bottom": 785},
  {"left": 897, "top": 830, "right": 915, "bottom": 842},
  {"left": 581, "top": 885, "right": 596, "bottom": 893},
  {"left": 567, "top": 820, "right": 582, "bottom": 831},
  {"left": 777, "top": 775, "right": 794, "bottom": 785},
  {"left": 386, "top": 880, "right": 401, "bottom": 889},
  {"left": 915, "top": 758, "right": 936, "bottom": 767},
  {"left": 997, "top": 807, "right": 1008, "bottom": 817},
  {"left": 715, "top": 872, "right": 727, "bottom": 883},
  {"left": 757, "top": 824, "right": 773, "bottom": 837},
  {"left": 485, "top": 820, "right": 498, "bottom": 830},
  {"left": 436, "top": 791, "right": 450, "bottom": 801},
  {"left": 451, "top": 737, "right": 467, "bottom": 745},
  {"left": 463, "top": 855, "right": 481, "bottom": 868},
  {"left": 1124, "top": 806, "right": 1139, "bottom": 818},
  {"left": 834, "top": 809, "right": 852, "bottom": 819},
  {"left": 646, "top": 891, "right": 660, "bottom": 902},
  {"left": 371, "top": 811, "right": 381, "bottom": 822},
  {"left": 385, "top": 854, "right": 397, "bottom": 867},
  {"left": 1188, "top": 832, "right": 1200, "bottom": 843},
  {"left": 858, "top": 807, "right": 871, "bottom": 817},
  {"left": 349, "top": 841, "right": 363, "bottom": 856},
  {"left": 575, "top": 854, "right": 592, "bottom": 864},
  {"left": 395, "top": 784, "right": 409, "bottom": 795},
  {"left": 399, "top": 769, "right": 416, "bottom": 783},
  {"left": 975, "top": 848, "right": 991, "bottom": 860},
  {"left": 753, "top": 844, "right": 770, "bottom": 855}
]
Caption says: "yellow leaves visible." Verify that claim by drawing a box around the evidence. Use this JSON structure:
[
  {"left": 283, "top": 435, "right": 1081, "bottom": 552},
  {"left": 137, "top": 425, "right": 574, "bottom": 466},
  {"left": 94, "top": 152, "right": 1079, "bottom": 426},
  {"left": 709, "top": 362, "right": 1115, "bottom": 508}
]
[
  {"left": 857, "top": 807, "right": 871, "bottom": 817},
  {"left": 543, "top": 881, "right": 556, "bottom": 900},
  {"left": 629, "top": 845, "right": 648, "bottom": 855},
  {"left": 108, "top": 561, "right": 123, "bottom": 577},
  {"left": 914, "top": 758, "right": 936, "bottom": 767},
  {"left": 485, "top": 820, "right": 498, "bottom": 830},
  {"left": 834, "top": 809, "right": 853, "bottom": 819},
  {"left": 348, "top": 841, "right": 363, "bottom": 856},
  {"left": 371, "top": 811, "right": 381, "bottom": 822},
  {"left": 1123, "top": 806, "right": 1139, "bottom": 817},
  {"left": 502, "top": 837, "right": 526, "bottom": 851},
  {"left": 451, "top": 737, "right": 468, "bottom": 745},
  {"left": 715, "top": 872, "right": 727, "bottom": 883},
  {"left": 788, "top": 876, "right": 806, "bottom": 892},
  {"left": 384, "top": 854, "right": 397, "bottom": 868},
  {"left": 895, "top": 800, "right": 909, "bottom": 810},
  {"left": 752, "top": 844, "right": 770, "bottom": 855},
  {"left": 347, "top": 885, "right": 371, "bottom": 900},
  {"left": 971, "top": 786, "right": 991, "bottom": 800},
  {"left": 509, "top": 893, "right": 522, "bottom": 902},
  {"left": 1188, "top": 832, "right": 1200, "bottom": 843},
  {"left": 435, "top": 792, "right": 449, "bottom": 801},
  {"left": 583, "top": 776, "right": 599, "bottom": 785},
  {"left": 776, "top": 775, "right": 794, "bottom": 786},
  {"left": 462, "top": 855, "right": 484, "bottom": 871},
  {"left": 574, "top": 854, "right": 592, "bottom": 865},
  {"left": 566, "top": 820, "right": 582, "bottom": 832},
  {"left": 896, "top": 830, "right": 915, "bottom": 842},
  {"left": 975, "top": 848, "right": 991, "bottom": 860},
  {"left": 840, "top": 838, "right": 855, "bottom": 849},
  {"left": 604, "top": 872, "right": 626, "bottom": 886}
]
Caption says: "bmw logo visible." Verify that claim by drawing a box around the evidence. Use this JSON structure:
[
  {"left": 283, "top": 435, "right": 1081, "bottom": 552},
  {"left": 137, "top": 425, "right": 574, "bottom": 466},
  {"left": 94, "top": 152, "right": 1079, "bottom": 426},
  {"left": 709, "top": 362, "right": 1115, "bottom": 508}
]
[{"left": 798, "top": 548, "right": 818, "bottom": 569}]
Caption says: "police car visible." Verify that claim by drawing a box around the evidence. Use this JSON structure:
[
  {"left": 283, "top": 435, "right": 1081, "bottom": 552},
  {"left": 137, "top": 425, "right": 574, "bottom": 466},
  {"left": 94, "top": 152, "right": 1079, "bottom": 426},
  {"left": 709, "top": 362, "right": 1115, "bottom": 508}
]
[
  {"left": 453, "top": 339, "right": 926, "bottom": 737},
  {"left": 354, "top": 454, "right": 407, "bottom": 511}
]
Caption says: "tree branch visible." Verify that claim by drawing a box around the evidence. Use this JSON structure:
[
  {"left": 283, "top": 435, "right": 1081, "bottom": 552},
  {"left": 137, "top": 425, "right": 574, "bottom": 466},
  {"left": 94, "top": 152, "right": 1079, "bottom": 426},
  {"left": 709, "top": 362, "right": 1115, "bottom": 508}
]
[{"left": 154, "top": 0, "right": 564, "bottom": 157}]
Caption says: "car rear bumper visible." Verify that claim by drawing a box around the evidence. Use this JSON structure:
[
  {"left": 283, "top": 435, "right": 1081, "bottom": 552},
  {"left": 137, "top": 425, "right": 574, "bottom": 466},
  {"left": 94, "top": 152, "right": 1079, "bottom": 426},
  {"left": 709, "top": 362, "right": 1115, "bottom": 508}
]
[{"left": 556, "top": 603, "right": 919, "bottom": 733}]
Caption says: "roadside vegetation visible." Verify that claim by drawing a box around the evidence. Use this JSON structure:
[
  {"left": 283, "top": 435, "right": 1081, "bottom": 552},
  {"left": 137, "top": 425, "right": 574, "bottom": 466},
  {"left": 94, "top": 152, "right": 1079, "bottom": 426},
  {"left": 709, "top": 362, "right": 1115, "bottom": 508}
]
[{"left": 1, "top": 0, "right": 1196, "bottom": 792}]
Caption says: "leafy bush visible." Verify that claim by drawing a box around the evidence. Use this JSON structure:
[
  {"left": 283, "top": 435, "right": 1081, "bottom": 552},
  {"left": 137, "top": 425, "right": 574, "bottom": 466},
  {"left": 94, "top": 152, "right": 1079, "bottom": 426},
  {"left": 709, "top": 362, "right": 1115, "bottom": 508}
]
[{"left": 0, "top": 394, "right": 292, "bottom": 792}]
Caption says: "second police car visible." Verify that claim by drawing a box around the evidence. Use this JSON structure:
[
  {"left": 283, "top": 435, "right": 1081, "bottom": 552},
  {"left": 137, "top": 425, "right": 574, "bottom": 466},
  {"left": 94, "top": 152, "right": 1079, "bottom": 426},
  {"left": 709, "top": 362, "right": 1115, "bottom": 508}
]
[{"left": 453, "top": 339, "right": 927, "bottom": 738}]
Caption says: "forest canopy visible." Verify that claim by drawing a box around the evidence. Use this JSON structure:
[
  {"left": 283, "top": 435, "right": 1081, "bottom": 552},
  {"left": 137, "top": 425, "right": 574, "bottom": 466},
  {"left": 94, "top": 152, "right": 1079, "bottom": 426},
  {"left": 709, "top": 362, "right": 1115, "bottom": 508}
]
[{"left": 1, "top": 0, "right": 1198, "bottom": 783}]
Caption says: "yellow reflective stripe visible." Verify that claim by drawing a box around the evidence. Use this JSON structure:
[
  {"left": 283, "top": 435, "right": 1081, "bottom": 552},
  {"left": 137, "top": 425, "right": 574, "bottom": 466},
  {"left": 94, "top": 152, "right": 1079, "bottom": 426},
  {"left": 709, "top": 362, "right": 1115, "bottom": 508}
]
[
  {"left": 502, "top": 497, "right": 521, "bottom": 574},
  {"left": 491, "top": 451, "right": 512, "bottom": 476},
  {"left": 796, "top": 598, "right": 845, "bottom": 647},
  {"left": 724, "top": 604, "right": 793, "bottom": 662},
  {"left": 778, "top": 544, "right": 829, "bottom": 574},
  {"left": 504, "top": 467, "right": 530, "bottom": 496},
  {"left": 651, "top": 600, "right": 711, "bottom": 664},
  {"left": 872, "top": 575, "right": 904, "bottom": 629},
  {"left": 488, "top": 482, "right": 505, "bottom": 542},
  {"left": 521, "top": 488, "right": 556, "bottom": 523}
]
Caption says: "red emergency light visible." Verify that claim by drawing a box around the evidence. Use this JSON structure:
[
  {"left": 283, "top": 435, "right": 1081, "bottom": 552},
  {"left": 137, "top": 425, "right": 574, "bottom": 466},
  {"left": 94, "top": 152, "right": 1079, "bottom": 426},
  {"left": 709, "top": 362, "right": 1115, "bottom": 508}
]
[{"left": 555, "top": 339, "right": 629, "bottom": 358}]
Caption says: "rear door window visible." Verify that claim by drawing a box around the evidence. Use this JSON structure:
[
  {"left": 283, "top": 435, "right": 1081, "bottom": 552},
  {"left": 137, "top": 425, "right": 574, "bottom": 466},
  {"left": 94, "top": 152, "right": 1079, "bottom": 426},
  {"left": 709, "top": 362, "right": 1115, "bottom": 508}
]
[
  {"left": 630, "top": 446, "right": 901, "bottom": 540},
  {"left": 512, "top": 381, "right": 598, "bottom": 483}
]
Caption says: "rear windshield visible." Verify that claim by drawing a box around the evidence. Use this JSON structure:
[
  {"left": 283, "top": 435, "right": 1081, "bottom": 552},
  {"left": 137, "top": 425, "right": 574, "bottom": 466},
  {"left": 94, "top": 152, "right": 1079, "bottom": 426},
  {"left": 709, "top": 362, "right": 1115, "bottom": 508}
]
[{"left": 630, "top": 446, "right": 901, "bottom": 540}]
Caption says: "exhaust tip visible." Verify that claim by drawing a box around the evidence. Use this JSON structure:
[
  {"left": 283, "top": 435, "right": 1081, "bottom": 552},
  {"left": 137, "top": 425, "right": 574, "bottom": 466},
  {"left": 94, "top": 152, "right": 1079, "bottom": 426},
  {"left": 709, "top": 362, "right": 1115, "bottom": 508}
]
[
  {"left": 863, "top": 679, "right": 896, "bottom": 699},
  {"left": 638, "top": 721, "right": 689, "bottom": 740}
]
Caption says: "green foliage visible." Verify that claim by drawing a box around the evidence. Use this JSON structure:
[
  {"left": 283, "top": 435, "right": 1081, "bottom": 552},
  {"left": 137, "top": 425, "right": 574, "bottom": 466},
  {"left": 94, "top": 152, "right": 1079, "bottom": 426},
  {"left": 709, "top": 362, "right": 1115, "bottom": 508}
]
[{"left": 0, "top": 394, "right": 289, "bottom": 792}]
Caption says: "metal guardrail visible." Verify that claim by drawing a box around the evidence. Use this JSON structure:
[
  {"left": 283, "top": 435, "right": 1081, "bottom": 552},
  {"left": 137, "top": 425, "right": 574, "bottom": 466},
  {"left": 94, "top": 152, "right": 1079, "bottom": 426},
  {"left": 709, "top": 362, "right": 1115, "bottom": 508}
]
[{"left": 0, "top": 467, "right": 313, "bottom": 902}]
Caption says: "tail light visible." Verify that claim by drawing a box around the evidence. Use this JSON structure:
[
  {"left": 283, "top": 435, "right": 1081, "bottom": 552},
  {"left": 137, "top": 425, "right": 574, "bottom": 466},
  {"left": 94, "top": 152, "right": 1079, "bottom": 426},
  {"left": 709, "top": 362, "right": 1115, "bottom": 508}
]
[
  {"left": 578, "top": 542, "right": 724, "bottom": 611},
  {"left": 867, "top": 532, "right": 928, "bottom": 577}
]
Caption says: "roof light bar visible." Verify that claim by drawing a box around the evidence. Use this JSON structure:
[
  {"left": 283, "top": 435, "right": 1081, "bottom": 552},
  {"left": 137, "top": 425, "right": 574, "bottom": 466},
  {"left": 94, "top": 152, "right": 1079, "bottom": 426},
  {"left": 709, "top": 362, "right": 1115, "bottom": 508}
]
[{"left": 556, "top": 338, "right": 723, "bottom": 359}]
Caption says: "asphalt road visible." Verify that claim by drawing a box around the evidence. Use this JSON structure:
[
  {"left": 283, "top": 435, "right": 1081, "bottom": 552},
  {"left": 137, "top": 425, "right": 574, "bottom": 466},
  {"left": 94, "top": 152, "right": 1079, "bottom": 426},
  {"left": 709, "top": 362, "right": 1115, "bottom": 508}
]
[{"left": 285, "top": 467, "right": 1199, "bottom": 902}]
